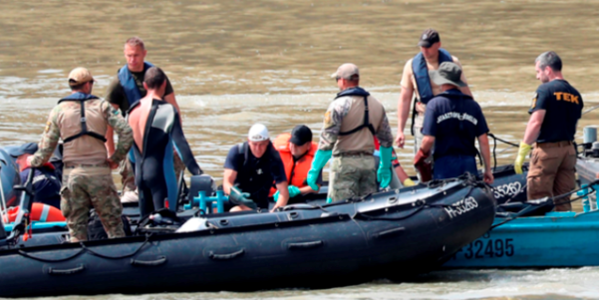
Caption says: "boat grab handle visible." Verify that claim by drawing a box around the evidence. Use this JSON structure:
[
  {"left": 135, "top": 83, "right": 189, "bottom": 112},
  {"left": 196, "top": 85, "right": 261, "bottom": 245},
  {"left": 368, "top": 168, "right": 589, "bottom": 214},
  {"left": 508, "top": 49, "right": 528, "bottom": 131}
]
[
  {"left": 373, "top": 227, "right": 405, "bottom": 239},
  {"left": 130, "top": 256, "right": 167, "bottom": 267},
  {"left": 209, "top": 249, "right": 245, "bottom": 260},
  {"left": 287, "top": 240, "right": 324, "bottom": 250},
  {"left": 48, "top": 264, "right": 85, "bottom": 275}
]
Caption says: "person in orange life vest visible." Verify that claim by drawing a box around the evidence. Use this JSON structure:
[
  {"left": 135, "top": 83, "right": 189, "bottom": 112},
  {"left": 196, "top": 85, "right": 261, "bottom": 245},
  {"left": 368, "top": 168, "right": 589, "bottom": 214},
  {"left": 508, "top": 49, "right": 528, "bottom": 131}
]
[
  {"left": 272, "top": 125, "right": 323, "bottom": 204},
  {"left": 373, "top": 138, "right": 415, "bottom": 187}
]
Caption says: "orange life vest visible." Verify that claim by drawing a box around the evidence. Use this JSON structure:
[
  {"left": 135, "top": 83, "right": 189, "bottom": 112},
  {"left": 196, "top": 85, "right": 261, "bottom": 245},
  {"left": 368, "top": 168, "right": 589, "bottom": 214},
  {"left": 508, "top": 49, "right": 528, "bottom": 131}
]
[
  {"left": 269, "top": 133, "right": 317, "bottom": 196},
  {"left": 3, "top": 202, "right": 65, "bottom": 224}
]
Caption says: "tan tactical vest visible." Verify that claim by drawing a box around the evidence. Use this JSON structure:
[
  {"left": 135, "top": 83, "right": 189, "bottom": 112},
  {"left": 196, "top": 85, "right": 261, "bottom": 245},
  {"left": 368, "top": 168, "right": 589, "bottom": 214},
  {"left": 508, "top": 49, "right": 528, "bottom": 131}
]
[
  {"left": 56, "top": 99, "right": 109, "bottom": 165},
  {"left": 334, "top": 95, "right": 384, "bottom": 156}
]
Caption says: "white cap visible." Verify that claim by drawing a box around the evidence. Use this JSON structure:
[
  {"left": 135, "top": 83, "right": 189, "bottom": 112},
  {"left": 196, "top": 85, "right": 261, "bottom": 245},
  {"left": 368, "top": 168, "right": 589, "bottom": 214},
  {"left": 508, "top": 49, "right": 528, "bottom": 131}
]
[{"left": 248, "top": 123, "right": 269, "bottom": 142}]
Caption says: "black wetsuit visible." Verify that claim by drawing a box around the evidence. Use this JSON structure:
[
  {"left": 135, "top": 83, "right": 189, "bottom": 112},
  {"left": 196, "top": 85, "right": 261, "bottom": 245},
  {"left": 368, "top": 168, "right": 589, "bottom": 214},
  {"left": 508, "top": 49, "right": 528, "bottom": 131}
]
[{"left": 129, "top": 99, "right": 202, "bottom": 218}]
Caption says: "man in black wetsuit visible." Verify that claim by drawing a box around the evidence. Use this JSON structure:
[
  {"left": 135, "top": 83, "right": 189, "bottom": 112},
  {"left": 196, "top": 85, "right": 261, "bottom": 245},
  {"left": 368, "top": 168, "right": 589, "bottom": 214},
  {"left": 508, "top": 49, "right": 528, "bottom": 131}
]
[{"left": 127, "top": 67, "right": 203, "bottom": 218}]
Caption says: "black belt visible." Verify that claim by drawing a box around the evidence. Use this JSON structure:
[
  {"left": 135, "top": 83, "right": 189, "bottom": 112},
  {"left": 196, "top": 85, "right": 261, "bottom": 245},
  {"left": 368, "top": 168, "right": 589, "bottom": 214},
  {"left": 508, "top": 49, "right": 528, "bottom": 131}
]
[
  {"left": 64, "top": 162, "right": 109, "bottom": 169},
  {"left": 333, "top": 151, "right": 372, "bottom": 157},
  {"left": 536, "top": 141, "right": 573, "bottom": 148}
]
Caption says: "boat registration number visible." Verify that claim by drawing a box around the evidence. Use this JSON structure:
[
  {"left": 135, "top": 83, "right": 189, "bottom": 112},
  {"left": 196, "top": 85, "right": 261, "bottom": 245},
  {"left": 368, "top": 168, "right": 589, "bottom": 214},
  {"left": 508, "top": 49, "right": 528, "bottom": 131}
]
[{"left": 453, "top": 237, "right": 514, "bottom": 259}]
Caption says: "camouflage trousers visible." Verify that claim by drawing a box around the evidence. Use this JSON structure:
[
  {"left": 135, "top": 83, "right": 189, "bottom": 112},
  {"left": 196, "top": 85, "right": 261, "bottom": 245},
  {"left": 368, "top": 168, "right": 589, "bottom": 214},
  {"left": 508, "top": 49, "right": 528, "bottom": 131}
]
[
  {"left": 119, "top": 158, "right": 136, "bottom": 193},
  {"left": 61, "top": 166, "right": 124, "bottom": 242},
  {"left": 120, "top": 152, "right": 185, "bottom": 193},
  {"left": 328, "top": 155, "right": 377, "bottom": 202}
]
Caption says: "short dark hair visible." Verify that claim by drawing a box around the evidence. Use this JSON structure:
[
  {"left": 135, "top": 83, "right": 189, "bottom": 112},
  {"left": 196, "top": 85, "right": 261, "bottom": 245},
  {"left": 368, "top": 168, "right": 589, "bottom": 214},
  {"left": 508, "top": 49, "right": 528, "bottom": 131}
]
[
  {"left": 70, "top": 82, "right": 86, "bottom": 91},
  {"left": 125, "top": 36, "right": 145, "bottom": 50},
  {"left": 536, "top": 51, "right": 562, "bottom": 72},
  {"left": 144, "top": 67, "right": 166, "bottom": 89},
  {"left": 346, "top": 74, "right": 360, "bottom": 85}
]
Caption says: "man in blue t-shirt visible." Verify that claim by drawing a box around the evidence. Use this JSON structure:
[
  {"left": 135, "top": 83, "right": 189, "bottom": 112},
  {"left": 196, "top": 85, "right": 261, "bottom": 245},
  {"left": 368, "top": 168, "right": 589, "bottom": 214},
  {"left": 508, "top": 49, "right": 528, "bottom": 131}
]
[
  {"left": 223, "top": 124, "right": 289, "bottom": 212},
  {"left": 513, "top": 51, "right": 583, "bottom": 211},
  {"left": 416, "top": 62, "right": 493, "bottom": 184}
]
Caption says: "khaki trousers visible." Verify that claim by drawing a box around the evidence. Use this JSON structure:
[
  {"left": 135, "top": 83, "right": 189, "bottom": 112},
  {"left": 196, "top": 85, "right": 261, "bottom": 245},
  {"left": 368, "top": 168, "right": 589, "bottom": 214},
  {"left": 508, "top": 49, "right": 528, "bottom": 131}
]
[{"left": 527, "top": 141, "right": 576, "bottom": 211}]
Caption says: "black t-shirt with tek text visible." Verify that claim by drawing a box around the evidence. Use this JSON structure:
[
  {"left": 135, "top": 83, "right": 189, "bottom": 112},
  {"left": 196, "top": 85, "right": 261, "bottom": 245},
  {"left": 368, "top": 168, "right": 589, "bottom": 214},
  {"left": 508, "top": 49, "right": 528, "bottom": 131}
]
[{"left": 529, "top": 79, "right": 583, "bottom": 143}]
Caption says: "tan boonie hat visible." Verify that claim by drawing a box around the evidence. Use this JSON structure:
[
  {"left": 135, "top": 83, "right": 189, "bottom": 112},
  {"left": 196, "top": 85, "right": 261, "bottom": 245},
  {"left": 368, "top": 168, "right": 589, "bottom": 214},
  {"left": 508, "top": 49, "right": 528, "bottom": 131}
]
[
  {"left": 331, "top": 63, "right": 359, "bottom": 80},
  {"left": 68, "top": 67, "right": 94, "bottom": 86}
]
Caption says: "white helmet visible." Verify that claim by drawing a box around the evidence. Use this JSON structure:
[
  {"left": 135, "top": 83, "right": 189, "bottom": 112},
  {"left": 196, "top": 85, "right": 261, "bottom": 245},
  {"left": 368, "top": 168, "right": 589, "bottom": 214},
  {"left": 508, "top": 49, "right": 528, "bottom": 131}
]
[{"left": 248, "top": 123, "right": 269, "bottom": 142}]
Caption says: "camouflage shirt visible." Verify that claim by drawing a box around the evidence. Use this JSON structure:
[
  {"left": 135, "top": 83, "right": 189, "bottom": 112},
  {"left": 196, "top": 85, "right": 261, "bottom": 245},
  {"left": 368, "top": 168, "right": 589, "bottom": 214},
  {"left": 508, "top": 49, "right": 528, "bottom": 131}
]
[
  {"left": 318, "top": 92, "right": 393, "bottom": 154},
  {"left": 31, "top": 97, "right": 133, "bottom": 167}
]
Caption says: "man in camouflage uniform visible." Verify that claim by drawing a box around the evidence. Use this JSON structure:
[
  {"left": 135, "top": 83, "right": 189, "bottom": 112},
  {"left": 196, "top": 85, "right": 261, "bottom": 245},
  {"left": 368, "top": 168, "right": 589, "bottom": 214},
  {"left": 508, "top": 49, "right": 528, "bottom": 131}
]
[
  {"left": 307, "top": 63, "right": 395, "bottom": 202},
  {"left": 29, "top": 67, "right": 133, "bottom": 242}
]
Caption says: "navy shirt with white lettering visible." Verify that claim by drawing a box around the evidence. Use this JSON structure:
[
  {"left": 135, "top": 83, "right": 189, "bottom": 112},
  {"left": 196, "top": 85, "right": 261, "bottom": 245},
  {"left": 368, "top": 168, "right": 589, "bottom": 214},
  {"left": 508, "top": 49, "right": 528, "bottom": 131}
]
[
  {"left": 529, "top": 79, "right": 583, "bottom": 143},
  {"left": 224, "top": 142, "right": 287, "bottom": 208},
  {"left": 422, "top": 89, "right": 489, "bottom": 159}
]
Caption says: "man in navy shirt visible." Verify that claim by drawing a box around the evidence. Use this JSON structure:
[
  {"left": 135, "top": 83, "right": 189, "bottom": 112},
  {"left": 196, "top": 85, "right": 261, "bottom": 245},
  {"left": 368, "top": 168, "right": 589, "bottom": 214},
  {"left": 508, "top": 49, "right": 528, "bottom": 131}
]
[
  {"left": 223, "top": 124, "right": 289, "bottom": 212},
  {"left": 513, "top": 51, "right": 583, "bottom": 211},
  {"left": 416, "top": 62, "right": 493, "bottom": 184}
]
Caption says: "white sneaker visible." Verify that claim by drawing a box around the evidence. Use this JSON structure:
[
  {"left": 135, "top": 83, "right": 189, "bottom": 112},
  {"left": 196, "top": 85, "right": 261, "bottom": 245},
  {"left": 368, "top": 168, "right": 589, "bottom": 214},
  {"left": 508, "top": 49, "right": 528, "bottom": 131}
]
[{"left": 121, "top": 190, "right": 139, "bottom": 203}]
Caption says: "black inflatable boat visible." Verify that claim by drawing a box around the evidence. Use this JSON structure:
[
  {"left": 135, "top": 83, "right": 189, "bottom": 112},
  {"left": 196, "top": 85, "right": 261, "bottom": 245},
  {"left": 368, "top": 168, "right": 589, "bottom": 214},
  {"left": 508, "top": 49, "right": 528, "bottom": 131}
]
[{"left": 0, "top": 174, "right": 495, "bottom": 298}]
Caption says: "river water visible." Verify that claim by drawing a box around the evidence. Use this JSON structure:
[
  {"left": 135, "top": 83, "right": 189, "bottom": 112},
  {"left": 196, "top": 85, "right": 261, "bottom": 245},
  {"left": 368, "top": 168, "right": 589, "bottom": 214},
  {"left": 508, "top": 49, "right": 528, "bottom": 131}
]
[{"left": 1, "top": 0, "right": 599, "bottom": 299}]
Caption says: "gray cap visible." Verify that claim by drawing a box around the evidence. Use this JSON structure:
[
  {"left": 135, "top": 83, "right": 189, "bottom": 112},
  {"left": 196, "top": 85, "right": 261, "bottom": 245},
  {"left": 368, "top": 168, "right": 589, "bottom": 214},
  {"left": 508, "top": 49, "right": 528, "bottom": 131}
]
[
  {"left": 428, "top": 62, "right": 467, "bottom": 87},
  {"left": 331, "top": 63, "right": 359, "bottom": 80}
]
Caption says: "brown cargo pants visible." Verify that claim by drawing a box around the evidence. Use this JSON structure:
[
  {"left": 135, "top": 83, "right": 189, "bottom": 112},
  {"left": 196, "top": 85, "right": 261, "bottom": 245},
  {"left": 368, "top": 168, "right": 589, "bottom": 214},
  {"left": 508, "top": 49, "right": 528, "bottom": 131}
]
[{"left": 527, "top": 141, "right": 576, "bottom": 211}]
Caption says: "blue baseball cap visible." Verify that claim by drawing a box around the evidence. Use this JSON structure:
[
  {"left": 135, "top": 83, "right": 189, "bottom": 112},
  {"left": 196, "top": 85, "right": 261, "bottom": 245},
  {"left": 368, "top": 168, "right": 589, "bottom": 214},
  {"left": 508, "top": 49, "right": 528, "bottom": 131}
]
[{"left": 6, "top": 143, "right": 38, "bottom": 157}]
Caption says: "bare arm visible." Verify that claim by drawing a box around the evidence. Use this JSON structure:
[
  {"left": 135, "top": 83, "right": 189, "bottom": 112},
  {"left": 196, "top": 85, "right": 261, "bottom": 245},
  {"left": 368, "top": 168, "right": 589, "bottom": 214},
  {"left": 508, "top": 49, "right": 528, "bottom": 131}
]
[
  {"left": 272, "top": 181, "right": 289, "bottom": 211},
  {"left": 477, "top": 133, "right": 494, "bottom": 184},
  {"left": 523, "top": 110, "right": 546, "bottom": 145},
  {"left": 477, "top": 134, "right": 492, "bottom": 171},
  {"left": 395, "top": 86, "right": 414, "bottom": 148},
  {"left": 420, "top": 135, "right": 435, "bottom": 153},
  {"left": 298, "top": 184, "right": 319, "bottom": 195},
  {"left": 223, "top": 168, "right": 237, "bottom": 195}
]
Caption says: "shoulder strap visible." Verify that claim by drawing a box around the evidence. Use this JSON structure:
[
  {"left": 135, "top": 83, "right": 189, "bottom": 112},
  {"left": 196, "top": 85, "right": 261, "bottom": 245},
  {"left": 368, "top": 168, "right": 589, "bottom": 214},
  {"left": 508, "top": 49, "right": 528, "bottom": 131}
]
[
  {"left": 237, "top": 142, "right": 250, "bottom": 168},
  {"left": 59, "top": 93, "right": 107, "bottom": 143},
  {"left": 338, "top": 95, "right": 376, "bottom": 137},
  {"left": 62, "top": 99, "right": 107, "bottom": 143},
  {"left": 411, "top": 48, "right": 453, "bottom": 105},
  {"left": 117, "top": 62, "right": 155, "bottom": 106}
]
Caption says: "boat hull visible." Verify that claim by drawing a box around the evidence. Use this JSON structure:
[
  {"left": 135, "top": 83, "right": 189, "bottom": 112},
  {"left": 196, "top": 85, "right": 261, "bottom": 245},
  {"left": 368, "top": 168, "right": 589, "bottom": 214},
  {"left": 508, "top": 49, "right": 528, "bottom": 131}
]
[
  {"left": 444, "top": 210, "right": 599, "bottom": 268},
  {"left": 0, "top": 179, "right": 495, "bottom": 297}
]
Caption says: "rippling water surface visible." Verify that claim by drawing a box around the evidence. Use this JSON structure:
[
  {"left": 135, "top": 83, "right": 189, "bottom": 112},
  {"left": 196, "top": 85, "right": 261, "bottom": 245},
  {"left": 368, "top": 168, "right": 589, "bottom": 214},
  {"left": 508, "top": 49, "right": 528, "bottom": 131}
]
[{"left": 1, "top": 0, "right": 599, "bottom": 299}]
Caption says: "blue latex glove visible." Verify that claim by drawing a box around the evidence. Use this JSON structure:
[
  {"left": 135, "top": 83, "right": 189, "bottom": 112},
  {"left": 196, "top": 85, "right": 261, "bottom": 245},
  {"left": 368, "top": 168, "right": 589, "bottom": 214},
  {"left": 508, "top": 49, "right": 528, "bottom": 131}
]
[
  {"left": 307, "top": 150, "right": 332, "bottom": 191},
  {"left": 377, "top": 146, "right": 393, "bottom": 189},
  {"left": 273, "top": 185, "right": 301, "bottom": 202}
]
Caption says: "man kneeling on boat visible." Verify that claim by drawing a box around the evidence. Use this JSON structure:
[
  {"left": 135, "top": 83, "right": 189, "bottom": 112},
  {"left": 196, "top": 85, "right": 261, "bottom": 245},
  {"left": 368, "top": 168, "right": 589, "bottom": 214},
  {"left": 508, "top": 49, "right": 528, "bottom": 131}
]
[
  {"left": 271, "top": 125, "right": 322, "bottom": 205},
  {"left": 224, "top": 123, "right": 289, "bottom": 212},
  {"left": 415, "top": 62, "right": 493, "bottom": 184}
]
